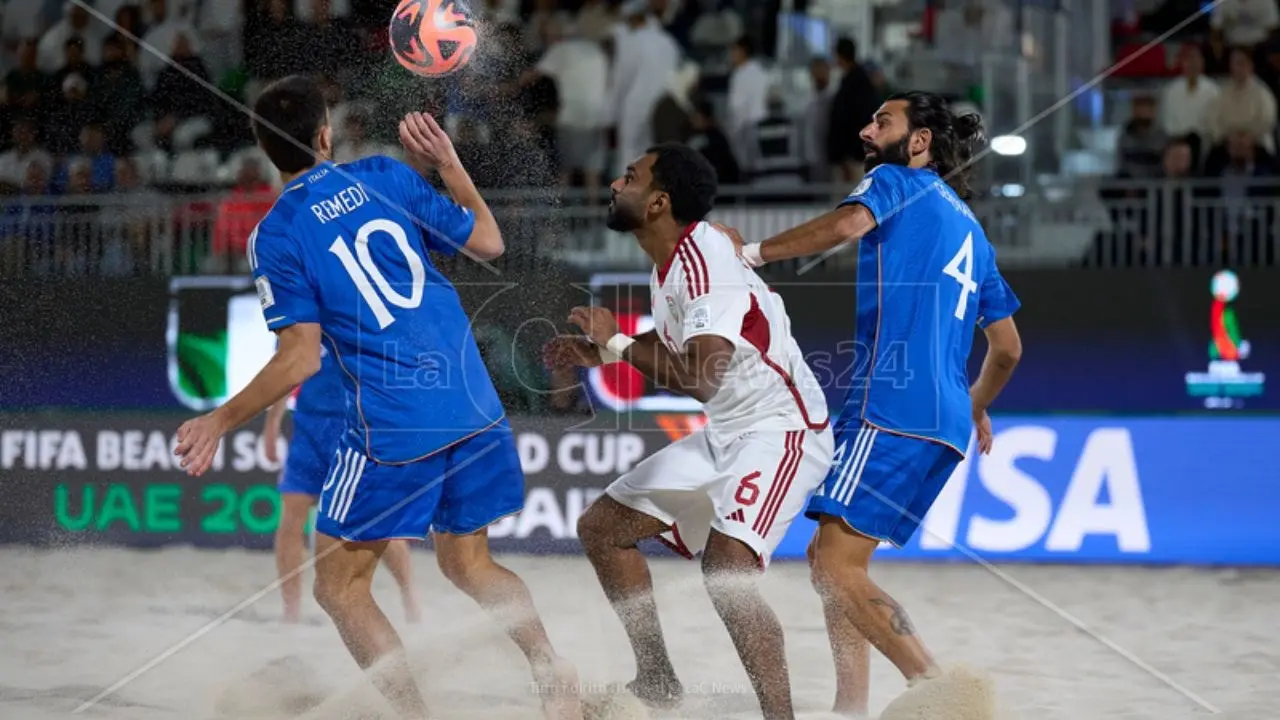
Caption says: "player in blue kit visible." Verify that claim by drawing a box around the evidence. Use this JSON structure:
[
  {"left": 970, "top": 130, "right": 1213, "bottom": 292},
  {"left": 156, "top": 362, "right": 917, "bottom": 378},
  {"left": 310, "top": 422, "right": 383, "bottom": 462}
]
[
  {"left": 262, "top": 345, "right": 421, "bottom": 625},
  {"left": 174, "top": 76, "right": 582, "bottom": 720},
  {"left": 740, "top": 91, "right": 1023, "bottom": 716}
]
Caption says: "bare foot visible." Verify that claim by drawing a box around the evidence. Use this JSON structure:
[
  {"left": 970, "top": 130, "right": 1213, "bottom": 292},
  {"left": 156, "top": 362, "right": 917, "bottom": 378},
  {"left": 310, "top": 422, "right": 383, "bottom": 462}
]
[
  {"left": 533, "top": 656, "right": 584, "bottom": 720},
  {"left": 626, "top": 674, "right": 683, "bottom": 710}
]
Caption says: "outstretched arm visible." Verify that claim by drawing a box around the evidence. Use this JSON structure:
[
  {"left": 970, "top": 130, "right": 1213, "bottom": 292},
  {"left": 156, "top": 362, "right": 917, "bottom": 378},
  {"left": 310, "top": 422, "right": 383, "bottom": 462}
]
[
  {"left": 399, "top": 112, "right": 504, "bottom": 260},
  {"left": 743, "top": 204, "right": 877, "bottom": 266},
  {"left": 176, "top": 323, "right": 321, "bottom": 476}
]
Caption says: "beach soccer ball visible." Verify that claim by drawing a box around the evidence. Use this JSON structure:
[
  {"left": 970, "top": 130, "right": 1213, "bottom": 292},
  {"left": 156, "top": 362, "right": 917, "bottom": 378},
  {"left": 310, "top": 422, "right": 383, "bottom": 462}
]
[{"left": 390, "top": 0, "right": 477, "bottom": 77}]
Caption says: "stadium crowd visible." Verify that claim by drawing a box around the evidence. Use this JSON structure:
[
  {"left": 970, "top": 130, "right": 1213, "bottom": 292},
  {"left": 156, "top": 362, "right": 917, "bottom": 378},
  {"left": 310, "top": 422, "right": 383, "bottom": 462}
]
[
  {"left": 0, "top": 0, "right": 886, "bottom": 213},
  {"left": 5, "top": 0, "right": 1280, "bottom": 275}
]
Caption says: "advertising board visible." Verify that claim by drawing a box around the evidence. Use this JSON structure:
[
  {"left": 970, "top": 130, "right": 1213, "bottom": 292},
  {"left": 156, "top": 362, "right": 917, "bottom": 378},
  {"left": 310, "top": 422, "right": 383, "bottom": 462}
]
[
  {"left": 1, "top": 268, "right": 1276, "bottom": 413},
  {"left": 2, "top": 412, "right": 1277, "bottom": 565}
]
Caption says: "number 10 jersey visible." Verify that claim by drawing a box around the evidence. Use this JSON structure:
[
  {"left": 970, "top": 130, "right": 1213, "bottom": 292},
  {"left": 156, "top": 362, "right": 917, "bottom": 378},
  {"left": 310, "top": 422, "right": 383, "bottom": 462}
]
[
  {"left": 838, "top": 163, "right": 1020, "bottom": 455},
  {"left": 248, "top": 155, "right": 504, "bottom": 465}
]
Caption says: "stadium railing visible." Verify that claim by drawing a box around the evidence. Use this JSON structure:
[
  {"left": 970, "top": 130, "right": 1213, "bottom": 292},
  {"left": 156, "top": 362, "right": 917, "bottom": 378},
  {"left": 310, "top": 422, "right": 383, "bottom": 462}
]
[{"left": 1, "top": 179, "right": 1276, "bottom": 277}]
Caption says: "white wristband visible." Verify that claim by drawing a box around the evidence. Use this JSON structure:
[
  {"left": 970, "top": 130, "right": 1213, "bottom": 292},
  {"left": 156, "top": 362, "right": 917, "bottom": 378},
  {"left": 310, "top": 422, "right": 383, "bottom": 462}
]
[
  {"left": 742, "top": 243, "right": 765, "bottom": 268},
  {"left": 597, "top": 345, "right": 622, "bottom": 364},
  {"left": 606, "top": 333, "right": 635, "bottom": 357}
]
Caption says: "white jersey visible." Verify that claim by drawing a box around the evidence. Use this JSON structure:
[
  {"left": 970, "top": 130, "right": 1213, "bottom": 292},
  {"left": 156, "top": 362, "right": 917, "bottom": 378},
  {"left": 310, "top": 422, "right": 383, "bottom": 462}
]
[{"left": 650, "top": 221, "right": 830, "bottom": 439}]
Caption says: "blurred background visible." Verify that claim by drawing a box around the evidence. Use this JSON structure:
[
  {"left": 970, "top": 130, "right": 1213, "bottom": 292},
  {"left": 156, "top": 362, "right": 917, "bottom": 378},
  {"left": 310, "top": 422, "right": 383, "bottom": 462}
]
[{"left": 0, "top": 0, "right": 1276, "bottom": 564}]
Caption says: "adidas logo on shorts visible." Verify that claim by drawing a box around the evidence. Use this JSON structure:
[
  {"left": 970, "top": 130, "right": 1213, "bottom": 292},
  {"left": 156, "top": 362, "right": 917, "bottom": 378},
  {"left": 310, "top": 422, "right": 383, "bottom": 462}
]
[{"left": 724, "top": 509, "right": 746, "bottom": 523}]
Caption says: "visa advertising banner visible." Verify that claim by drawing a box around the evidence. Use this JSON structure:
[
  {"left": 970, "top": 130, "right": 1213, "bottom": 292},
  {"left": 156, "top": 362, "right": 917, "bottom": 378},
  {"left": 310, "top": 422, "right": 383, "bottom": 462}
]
[{"left": 1, "top": 412, "right": 1277, "bottom": 565}]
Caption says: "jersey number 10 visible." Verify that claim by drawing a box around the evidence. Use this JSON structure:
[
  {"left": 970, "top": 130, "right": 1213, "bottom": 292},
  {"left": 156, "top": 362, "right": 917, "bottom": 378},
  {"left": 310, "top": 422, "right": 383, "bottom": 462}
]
[
  {"left": 942, "top": 232, "right": 978, "bottom": 321},
  {"left": 329, "top": 218, "right": 426, "bottom": 329}
]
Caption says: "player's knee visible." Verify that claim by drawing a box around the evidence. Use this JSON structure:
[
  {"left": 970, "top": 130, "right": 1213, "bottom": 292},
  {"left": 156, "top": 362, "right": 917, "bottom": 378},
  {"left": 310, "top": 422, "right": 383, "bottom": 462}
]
[
  {"left": 575, "top": 501, "right": 610, "bottom": 548},
  {"left": 700, "top": 563, "right": 758, "bottom": 605},
  {"left": 700, "top": 534, "right": 761, "bottom": 601},
  {"left": 436, "top": 545, "right": 487, "bottom": 593},
  {"left": 808, "top": 546, "right": 867, "bottom": 596},
  {"left": 312, "top": 572, "right": 346, "bottom": 614}
]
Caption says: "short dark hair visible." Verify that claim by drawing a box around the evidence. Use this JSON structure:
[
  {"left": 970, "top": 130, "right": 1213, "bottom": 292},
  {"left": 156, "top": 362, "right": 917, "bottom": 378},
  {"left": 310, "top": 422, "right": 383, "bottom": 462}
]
[
  {"left": 888, "top": 90, "right": 986, "bottom": 200},
  {"left": 834, "top": 37, "right": 857, "bottom": 63},
  {"left": 734, "top": 35, "right": 756, "bottom": 56},
  {"left": 645, "top": 143, "right": 717, "bottom": 225},
  {"left": 251, "top": 75, "right": 329, "bottom": 174}
]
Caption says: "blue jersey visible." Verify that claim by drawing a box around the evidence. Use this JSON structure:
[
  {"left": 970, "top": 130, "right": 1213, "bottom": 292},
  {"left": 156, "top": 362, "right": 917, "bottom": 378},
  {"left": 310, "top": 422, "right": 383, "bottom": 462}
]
[
  {"left": 249, "top": 156, "right": 505, "bottom": 464},
  {"left": 840, "top": 164, "right": 1020, "bottom": 454},
  {"left": 293, "top": 343, "right": 345, "bottom": 418}
]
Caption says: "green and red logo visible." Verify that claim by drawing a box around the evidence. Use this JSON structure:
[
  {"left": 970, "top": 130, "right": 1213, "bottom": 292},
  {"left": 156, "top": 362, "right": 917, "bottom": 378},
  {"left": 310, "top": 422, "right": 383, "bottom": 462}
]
[{"left": 1185, "top": 270, "right": 1265, "bottom": 408}]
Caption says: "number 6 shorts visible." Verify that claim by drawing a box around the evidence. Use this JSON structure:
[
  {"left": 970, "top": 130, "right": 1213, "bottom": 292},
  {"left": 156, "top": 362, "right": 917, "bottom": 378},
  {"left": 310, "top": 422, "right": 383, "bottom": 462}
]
[{"left": 604, "top": 425, "right": 833, "bottom": 568}]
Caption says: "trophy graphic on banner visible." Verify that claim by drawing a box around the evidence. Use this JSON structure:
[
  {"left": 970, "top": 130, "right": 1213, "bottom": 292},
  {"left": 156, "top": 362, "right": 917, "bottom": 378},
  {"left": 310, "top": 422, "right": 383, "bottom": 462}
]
[{"left": 1185, "top": 270, "right": 1265, "bottom": 409}]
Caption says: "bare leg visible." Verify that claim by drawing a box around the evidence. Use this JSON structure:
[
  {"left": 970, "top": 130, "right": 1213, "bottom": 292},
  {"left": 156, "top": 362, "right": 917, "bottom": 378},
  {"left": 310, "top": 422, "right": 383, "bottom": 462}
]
[
  {"left": 701, "top": 532, "right": 793, "bottom": 720},
  {"left": 809, "top": 517, "right": 939, "bottom": 682},
  {"left": 275, "top": 493, "right": 315, "bottom": 623},
  {"left": 313, "top": 534, "right": 427, "bottom": 719},
  {"left": 434, "top": 528, "right": 583, "bottom": 720},
  {"left": 808, "top": 535, "right": 870, "bottom": 716},
  {"left": 576, "top": 496, "right": 683, "bottom": 708},
  {"left": 380, "top": 540, "right": 422, "bottom": 624}
]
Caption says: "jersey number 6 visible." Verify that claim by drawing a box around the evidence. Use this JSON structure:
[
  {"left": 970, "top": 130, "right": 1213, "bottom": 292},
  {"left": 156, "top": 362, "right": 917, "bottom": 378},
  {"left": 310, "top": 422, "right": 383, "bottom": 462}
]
[
  {"left": 734, "top": 471, "right": 762, "bottom": 506},
  {"left": 329, "top": 218, "right": 426, "bottom": 329},
  {"left": 942, "top": 231, "right": 978, "bottom": 321}
]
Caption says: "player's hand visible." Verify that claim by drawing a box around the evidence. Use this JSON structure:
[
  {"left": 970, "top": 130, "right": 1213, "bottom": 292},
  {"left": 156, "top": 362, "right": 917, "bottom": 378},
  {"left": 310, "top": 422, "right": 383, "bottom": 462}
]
[
  {"left": 567, "top": 306, "right": 620, "bottom": 347},
  {"left": 543, "top": 335, "right": 604, "bottom": 368},
  {"left": 174, "top": 411, "right": 228, "bottom": 477},
  {"left": 713, "top": 222, "right": 745, "bottom": 252},
  {"left": 398, "top": 111, "right": 460, "bottom": 172},
  {"left": 973, "top": 407, "right": 993, "bottom": 455}
]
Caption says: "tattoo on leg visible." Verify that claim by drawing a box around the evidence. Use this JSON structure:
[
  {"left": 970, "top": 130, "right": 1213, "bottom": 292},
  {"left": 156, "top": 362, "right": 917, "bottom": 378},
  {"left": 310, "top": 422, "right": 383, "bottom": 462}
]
[{"left": 869, "top": 597, "right": 915, "bottom": 636}]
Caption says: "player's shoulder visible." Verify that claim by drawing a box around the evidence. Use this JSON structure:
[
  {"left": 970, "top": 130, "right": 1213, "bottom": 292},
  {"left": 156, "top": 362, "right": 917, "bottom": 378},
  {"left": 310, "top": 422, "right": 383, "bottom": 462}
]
[
  {"left": 247, "top": 192, "right": 300, "bottom": 262},
  {"left": 862, "top": 163, "right": 911, "bottom": 188},
  {"left": 840, "top": 164, "right": 909, "bottom": 206},
  {"left": 685, "top": 221, "right": 742, "bottom": 264},
  {"left": 339, "top": 154, "right": 413, "bottom": 182}
]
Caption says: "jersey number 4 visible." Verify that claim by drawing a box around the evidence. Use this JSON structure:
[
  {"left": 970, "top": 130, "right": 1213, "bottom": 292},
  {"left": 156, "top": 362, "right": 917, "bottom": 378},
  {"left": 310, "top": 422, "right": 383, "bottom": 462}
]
[
  {"left": 942, "top": 231, "right": 978, "bottom": 321},
  {"left": 329, "top": 218, "right": 425, "bottom": 329}
]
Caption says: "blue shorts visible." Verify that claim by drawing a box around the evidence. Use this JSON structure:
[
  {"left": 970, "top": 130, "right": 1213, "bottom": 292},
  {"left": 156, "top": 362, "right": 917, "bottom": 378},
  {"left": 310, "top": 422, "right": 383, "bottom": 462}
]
[
  {"left": 805, "top": 421, "right": 962, "bottom": 548},
  {"left": 314, "top": 419, "right": 525, "bottom": 542},
  {"left": 278, "top": 414, "right": 346, "bottom": 497}
]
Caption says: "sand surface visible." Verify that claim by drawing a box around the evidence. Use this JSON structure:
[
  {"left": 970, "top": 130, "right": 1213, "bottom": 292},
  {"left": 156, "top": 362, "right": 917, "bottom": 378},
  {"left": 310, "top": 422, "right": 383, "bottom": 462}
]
[{"left": 0, "top": 547, "right": 1275, "bottom": 719}]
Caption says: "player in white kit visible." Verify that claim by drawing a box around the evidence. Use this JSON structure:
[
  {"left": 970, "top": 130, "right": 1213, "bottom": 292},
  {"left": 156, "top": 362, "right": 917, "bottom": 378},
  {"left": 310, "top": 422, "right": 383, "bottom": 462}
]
[{"left": 545, "top": 144, "right": 833, "bottom": 720}]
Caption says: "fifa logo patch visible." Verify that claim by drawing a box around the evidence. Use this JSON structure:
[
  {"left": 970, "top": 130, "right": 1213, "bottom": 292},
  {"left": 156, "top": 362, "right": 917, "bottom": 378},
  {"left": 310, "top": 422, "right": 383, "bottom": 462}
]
[
  {"left": 255, "top": 276, "right": 275, "bottom": 309},
  {"left": 689, "top": 305, "right": 712, "bottom": 331}
]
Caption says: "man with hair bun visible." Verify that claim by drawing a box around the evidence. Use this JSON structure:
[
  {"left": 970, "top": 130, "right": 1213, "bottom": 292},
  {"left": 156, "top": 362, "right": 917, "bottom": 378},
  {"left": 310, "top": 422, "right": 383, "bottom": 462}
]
[{"left": 741, "top": 91, "right": 1023, "bottom": 717}]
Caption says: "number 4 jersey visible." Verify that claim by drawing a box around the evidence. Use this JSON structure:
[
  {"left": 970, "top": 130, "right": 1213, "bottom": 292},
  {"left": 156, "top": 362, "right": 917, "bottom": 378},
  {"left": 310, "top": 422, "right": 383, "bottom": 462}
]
[
  {"left": 839, "top": 163, "right": 1021, "bottom": 455},
  {"left": 248, "top": 156, "right": 504, "bottom": 465}
]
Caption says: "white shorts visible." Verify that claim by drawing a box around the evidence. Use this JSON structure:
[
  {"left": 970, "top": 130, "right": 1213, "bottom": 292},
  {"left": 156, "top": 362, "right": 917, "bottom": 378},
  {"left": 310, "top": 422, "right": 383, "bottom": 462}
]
[{"left": 606, "top": 426, "right": 834, "bottom": 568}]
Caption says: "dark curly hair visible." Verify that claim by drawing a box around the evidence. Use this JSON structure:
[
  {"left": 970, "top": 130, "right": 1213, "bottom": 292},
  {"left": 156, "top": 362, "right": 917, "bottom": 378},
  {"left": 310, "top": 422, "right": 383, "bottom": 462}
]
[
  {"left": 887, "top": 91, "right": 986, "bottom": 200},
  {"left": 645, "top": 143, "right": 718, "bottom": 225}
]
